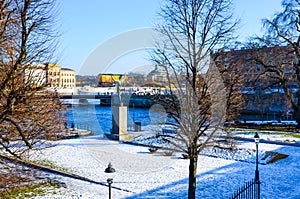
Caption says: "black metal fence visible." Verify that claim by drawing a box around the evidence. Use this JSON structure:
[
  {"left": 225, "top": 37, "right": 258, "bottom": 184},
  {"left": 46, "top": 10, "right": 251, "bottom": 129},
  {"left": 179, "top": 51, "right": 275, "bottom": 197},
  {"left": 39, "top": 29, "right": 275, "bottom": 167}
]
[{"left": 229, "top": 178, "right": 260, "bottom": 199}]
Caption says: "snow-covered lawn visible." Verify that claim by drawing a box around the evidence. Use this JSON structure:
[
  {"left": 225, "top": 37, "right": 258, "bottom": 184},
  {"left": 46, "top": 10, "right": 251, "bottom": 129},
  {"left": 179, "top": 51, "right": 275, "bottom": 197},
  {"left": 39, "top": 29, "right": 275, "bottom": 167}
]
[{"left": 32, "top": 130, "right": 300, "bottom": 199}]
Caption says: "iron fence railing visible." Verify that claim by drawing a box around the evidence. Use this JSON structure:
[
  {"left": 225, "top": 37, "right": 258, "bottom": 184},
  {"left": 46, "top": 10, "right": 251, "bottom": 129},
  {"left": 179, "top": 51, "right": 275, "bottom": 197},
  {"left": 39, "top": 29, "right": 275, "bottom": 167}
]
[{"left": 229, "top": 178, "right": 260, "bottom": 199}]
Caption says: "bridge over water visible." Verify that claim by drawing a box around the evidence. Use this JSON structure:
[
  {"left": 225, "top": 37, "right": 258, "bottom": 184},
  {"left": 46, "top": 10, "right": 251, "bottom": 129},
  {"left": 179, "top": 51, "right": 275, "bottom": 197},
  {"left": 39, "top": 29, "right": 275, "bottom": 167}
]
[{"left": 59, "top": 93, "right": 159, "bottom": 107}]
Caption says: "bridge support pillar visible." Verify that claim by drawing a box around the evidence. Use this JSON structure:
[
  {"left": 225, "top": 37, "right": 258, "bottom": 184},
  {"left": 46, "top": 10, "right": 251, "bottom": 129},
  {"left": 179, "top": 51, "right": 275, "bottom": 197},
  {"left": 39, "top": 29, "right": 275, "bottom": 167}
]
[{"left": 100, "top": 98, "right": 111, "bottom": 106}]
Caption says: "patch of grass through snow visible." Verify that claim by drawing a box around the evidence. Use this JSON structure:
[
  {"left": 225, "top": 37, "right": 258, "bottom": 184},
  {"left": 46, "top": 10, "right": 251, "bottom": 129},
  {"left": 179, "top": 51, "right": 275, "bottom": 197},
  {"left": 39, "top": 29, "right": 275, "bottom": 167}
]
[
  {"left": 0, "top": 182, "right": 62, "bottom": 199},
  {"left": 30, "top": 159, "right": 73, "bottom": 173},
  {"left": 284, "top": 133, "right": 300, "bottom": 138}
]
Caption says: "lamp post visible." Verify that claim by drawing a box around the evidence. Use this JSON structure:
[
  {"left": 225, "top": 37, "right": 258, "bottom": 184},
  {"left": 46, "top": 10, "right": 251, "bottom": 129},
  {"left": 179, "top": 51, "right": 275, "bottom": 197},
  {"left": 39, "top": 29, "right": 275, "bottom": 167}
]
[
  {"left": 254, "top": 132, "right": 260, "bottom": 199},
  {"left": 105, "top": 162, "right": 115, "bottom": 199},
  {"left": 107, "top": 178, "right": 113, "bottom": 199}
]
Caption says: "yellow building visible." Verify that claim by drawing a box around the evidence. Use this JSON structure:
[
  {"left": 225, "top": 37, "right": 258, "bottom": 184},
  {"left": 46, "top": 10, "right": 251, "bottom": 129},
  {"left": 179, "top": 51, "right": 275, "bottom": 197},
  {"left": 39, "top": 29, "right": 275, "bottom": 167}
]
[
  {"left": 97, "top": 73, "right": 127, "bottom": 87},
  {"left": 47, "top": 64, "right": 76, "bottom": 88}
]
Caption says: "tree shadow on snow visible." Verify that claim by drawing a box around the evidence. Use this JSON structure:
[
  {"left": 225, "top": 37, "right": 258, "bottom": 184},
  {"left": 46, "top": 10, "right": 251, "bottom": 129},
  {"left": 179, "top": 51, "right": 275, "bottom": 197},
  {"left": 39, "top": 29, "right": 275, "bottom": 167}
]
[{"left": 124, "top": 144, "right": 300, "bottom": 199}]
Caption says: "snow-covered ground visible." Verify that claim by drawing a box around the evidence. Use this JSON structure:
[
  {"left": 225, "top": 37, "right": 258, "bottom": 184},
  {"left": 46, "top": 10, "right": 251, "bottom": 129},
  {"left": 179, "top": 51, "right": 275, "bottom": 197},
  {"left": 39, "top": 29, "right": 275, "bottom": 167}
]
[{"left": 32, "top": 129, "right": 300, "bottom": 199}]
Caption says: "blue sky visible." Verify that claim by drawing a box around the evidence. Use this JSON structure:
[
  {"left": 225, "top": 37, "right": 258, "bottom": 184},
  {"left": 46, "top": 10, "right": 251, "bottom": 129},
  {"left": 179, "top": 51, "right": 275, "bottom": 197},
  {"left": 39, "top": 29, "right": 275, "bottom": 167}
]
[{"left": 58, "top": 0, "right": 283, "bottom": 75}]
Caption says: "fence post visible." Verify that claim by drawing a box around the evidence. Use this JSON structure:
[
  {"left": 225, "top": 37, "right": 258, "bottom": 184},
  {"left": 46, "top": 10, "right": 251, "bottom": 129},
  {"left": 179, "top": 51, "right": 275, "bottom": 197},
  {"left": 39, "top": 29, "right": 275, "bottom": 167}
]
[{"left": 256, "top": 179, "right": 261, "bottom": 199}]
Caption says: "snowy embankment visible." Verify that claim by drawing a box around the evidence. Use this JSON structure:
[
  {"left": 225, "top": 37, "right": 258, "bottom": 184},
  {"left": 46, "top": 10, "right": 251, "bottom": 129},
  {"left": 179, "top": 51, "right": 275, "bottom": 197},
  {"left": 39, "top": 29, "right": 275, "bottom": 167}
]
[{"left": 33, "top": 128, "right": 300, "bottom": 199}]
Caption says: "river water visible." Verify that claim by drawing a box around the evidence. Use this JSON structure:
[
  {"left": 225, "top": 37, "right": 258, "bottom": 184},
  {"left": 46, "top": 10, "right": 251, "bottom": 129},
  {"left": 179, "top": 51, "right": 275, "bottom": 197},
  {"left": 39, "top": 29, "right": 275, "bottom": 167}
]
[
  {"left": 64, "top": 100, "right": 296, "bottom": 135},
  {"left": 65, "top": 103, "right": 169, "bottom": 135}
]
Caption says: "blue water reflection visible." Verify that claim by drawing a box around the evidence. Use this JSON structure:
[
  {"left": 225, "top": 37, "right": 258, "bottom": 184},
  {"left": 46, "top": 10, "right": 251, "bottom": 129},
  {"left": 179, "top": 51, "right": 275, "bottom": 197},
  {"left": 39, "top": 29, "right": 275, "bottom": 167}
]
[{"left": 65, "top": 104, "right": 168, "bottom": 135}]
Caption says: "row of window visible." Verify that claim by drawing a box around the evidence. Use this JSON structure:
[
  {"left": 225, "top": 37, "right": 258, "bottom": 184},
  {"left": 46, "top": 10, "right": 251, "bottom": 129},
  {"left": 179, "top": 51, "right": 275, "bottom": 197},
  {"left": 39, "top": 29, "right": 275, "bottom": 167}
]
[
  {"left": 51, "top": 83, "right": 75, "bottom": 88},
  {"left": 48, "top": 72, "right": 75, "bottom": 76},
  {"left": 50, "top": 78, "right": 75, "bottom": 83},
  {"left": 61, "top": 73, "right": 75, "bottom": 76},
  {"left": 63, "top": 79, "right": 75, "bottom": 83}
]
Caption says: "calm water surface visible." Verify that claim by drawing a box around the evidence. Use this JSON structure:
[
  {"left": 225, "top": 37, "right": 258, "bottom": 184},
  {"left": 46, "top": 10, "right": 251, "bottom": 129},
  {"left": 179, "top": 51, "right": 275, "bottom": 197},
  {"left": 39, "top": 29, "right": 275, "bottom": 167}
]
[{"left": 65, "top": 104, "right": 168, "bottom": 135}]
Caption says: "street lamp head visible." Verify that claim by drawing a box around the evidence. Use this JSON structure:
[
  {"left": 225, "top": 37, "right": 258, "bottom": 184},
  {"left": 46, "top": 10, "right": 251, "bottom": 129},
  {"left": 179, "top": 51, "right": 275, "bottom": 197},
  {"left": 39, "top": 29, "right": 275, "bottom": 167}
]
[
  {"left": 254, "top": 132, "right": 260, "bottom": 144},
  {"left": 107, "top": 178, "right": 113, "bottom": 184}
]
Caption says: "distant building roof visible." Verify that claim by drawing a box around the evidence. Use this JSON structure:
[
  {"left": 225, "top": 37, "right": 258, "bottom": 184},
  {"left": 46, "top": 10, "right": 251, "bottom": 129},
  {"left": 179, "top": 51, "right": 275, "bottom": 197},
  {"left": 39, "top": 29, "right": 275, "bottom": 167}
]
[
  {"left": 61, "top": 68, "right": 75, "bottom": 71},
  {"left": 98, "top": 73, "right": 125, "bottom": 76}
]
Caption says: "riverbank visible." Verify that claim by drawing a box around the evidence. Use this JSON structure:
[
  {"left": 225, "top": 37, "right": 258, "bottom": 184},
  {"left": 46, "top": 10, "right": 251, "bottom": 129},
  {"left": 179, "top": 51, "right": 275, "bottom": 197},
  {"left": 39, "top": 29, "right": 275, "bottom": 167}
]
[{"left": 56, "top": 128, "right": 93, "bottom": 139}]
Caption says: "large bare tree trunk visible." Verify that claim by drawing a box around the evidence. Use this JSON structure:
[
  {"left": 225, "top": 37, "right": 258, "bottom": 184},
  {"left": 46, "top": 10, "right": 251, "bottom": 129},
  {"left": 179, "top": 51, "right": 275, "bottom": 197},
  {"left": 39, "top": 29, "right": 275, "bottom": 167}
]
[
  {"left": 296, "top": 71, "right": 300, "bottom": 128},
  {"left": 188, "top": 146, "right": 198, "bottom": 199}
]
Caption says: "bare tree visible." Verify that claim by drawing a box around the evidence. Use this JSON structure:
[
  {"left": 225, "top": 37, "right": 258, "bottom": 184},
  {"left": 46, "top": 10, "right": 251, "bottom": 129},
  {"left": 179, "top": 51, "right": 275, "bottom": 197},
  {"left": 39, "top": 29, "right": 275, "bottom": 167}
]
[
  {"left": 250, "top": 0, "right": 300, "bottom": 127},
  {"left": 0, "top": 0, "right": 64, "bottom": 187},
  {"left": 151, "top": 0, "right": 239, "bottom": 198},
  {"left": 212, "top": 49, "right": 246, "bottom": 123}
]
